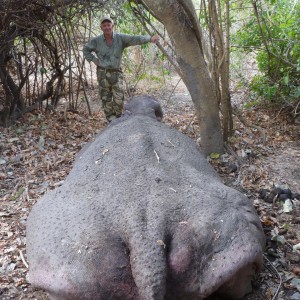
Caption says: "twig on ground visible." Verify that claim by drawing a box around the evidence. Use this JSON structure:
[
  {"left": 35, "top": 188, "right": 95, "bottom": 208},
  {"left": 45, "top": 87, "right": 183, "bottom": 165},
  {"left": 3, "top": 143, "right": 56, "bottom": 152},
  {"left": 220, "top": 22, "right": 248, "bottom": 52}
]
[
  {"left": 167, "top": 77, "right": 182, "bottom": 105},
  {"left": 183, "top": 113, "right": 196, "bottom": 134},
  {"left": 263, "top": 254, "right": 282, "bottom": 300},
  {"left": 293, "top": 100, "right": 300, "bottom": 116},
  {"left": 224, "top": 142, "right": 244, "bottom": 166},
  {"left": 233, "top": 106, "right": 267, "bottom": 143},
  {"left": 19, "top": 250, "right": 29, "bottom": 269}
]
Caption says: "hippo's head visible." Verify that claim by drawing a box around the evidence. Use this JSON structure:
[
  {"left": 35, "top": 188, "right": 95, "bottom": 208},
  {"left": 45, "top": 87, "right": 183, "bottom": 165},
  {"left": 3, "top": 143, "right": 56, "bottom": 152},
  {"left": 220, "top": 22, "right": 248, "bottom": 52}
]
[{"left": 123, "top": 95, "right": 163, "bottom": 121}]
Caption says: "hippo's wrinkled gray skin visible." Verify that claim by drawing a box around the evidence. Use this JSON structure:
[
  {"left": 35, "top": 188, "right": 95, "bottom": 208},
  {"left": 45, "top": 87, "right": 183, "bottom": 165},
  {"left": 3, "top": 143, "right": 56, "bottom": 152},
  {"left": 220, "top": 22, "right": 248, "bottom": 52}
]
[{"left": 26, "top": 95, "right": 265, "bottom": 300}]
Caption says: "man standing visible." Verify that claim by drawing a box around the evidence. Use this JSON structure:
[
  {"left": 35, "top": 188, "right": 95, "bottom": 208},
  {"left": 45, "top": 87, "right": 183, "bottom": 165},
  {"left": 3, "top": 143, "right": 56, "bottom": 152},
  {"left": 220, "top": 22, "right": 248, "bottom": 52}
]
[{"left": 83, "top": 17, "right": 159, "bottom": 122}]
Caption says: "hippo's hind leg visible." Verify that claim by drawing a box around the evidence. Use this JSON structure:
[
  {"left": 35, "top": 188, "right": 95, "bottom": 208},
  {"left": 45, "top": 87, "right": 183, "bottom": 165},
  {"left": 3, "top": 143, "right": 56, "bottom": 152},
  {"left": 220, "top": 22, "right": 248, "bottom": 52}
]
[
  {"left": 31, "top": 235, "right": 139, "bottom": 300},
  {"left": 166, "top": 215, "right": 263, "bottom": 300}
]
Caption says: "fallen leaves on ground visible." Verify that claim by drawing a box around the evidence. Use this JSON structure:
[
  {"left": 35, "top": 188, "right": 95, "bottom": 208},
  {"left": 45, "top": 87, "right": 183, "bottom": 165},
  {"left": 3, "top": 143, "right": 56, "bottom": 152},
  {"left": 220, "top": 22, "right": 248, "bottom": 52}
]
[{"left": 208, "top": 107, "right": 300, "bottom": 300}]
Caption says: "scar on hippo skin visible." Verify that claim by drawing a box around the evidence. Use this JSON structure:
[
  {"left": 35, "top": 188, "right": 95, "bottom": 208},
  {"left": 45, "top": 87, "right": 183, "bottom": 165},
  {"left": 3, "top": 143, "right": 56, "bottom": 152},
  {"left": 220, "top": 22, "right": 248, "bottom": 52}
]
[{"left": 26, "top": 95, "right": 265, "bottom": 300}]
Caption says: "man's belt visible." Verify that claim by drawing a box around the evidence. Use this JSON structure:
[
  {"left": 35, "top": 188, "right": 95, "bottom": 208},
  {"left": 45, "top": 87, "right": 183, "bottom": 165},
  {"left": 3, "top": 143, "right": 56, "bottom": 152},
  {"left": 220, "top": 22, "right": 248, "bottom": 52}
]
[{"left": 98, "top": 66, "right": 122, "bottom": 73}]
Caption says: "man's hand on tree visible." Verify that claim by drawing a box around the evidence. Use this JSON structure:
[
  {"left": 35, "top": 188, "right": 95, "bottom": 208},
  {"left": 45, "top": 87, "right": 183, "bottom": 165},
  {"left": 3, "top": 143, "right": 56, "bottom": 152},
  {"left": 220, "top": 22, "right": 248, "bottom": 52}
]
[{"left": 151, "top": 35, "right": 159, "bottom": 44}]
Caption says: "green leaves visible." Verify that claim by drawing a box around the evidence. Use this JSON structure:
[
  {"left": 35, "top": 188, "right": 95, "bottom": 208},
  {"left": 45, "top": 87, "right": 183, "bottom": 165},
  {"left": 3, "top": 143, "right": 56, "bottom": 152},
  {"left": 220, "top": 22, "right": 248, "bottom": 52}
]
[
  {"left": 232, "top": 0, "right": 300, "bottom": 104},
  {"left": 39, "top": 67, "right": 47, "bottom": 75},
  {"left": 250, "top": 75, "right": 278, "bottom": 100},
  {"left": 210, "top": 153, "right": 220, "bottom": 159},
  {"left": 295, "top": 87, "right": 300, "bottom": 97}
]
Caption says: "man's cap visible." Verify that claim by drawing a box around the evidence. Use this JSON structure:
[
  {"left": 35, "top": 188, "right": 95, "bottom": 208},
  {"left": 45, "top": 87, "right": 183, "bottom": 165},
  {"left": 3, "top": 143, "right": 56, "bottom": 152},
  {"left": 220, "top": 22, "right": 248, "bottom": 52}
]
[{"left": 101, "top": 16, "right": 114, "bottom": 25}]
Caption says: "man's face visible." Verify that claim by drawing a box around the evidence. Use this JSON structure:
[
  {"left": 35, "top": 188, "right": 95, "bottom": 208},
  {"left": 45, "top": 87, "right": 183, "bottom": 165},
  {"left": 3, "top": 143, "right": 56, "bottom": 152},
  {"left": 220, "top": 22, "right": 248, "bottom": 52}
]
[{"left": 101, "top": 21, "right": 113, "bottom": 35}]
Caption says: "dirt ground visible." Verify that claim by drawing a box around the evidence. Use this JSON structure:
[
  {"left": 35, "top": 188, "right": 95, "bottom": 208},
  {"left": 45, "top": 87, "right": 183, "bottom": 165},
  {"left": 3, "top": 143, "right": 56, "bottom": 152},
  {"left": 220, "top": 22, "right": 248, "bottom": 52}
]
[{"left": 0, "top": 76, "right": 300, "bottom": 300}]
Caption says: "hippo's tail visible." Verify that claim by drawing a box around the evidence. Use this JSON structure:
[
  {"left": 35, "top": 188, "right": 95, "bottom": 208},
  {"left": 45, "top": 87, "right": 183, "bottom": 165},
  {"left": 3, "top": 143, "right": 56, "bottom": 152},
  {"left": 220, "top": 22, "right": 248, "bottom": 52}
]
[{"left": 128, "top": 230, "right": 167, "bottom": 300}]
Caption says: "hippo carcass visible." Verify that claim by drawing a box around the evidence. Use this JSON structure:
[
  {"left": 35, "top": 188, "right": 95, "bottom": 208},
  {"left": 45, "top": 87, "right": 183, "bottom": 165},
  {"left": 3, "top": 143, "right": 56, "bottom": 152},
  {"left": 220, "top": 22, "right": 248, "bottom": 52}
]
[{"left": 26, "top": 95, "right": 265, "bottom": 300}]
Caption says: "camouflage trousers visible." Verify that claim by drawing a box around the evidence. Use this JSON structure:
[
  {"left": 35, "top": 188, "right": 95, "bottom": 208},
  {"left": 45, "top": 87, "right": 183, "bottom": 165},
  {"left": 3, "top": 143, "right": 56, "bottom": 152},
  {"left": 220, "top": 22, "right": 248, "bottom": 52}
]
[{"left": 96, "top": 67, "right": 125, "bottom": 121}]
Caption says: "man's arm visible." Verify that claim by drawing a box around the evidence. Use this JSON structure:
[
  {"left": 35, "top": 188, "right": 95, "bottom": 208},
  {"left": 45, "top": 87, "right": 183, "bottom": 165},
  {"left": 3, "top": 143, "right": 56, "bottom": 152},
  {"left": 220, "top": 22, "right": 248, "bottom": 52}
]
[
  {"left": 121, "top": 34, "right": 159, "bottom": 48},
  {"left": 83, "top": 39, "right": 99, "bottom": 65}
]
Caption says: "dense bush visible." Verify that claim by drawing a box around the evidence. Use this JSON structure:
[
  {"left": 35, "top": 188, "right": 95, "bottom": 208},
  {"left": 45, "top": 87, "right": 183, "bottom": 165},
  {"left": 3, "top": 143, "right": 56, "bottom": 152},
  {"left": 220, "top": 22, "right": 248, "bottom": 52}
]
[{"left": 233, "top": 0, "right": 300, "bottom": 107}]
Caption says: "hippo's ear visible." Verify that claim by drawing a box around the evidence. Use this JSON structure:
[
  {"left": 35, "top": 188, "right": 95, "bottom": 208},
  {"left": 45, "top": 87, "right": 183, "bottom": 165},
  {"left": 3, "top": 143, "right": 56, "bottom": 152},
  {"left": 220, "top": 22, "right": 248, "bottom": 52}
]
[
  {"left": 125, "top": 95, "right": 163, "bottom": 121},
  {"left": 153, "top": 105, "right": 163, "bottom": 121},
  {"left": 145, "top": 95, "right": 163, "bottom": 121}
]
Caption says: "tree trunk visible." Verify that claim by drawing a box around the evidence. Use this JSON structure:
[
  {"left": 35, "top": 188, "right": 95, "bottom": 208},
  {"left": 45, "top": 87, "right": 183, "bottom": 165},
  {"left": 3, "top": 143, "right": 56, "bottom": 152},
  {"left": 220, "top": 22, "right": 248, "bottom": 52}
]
[
  {"left": 141, "top": 0, "right": 224, "bottom": 155},
  {"left": 0, "top": 53, "right": 26, "bottom": 125},
  {"left": 208, "top": 0, "right": 232, "bottom": 141}
]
